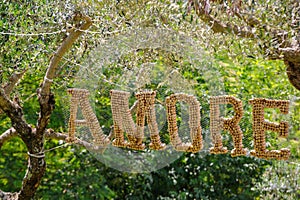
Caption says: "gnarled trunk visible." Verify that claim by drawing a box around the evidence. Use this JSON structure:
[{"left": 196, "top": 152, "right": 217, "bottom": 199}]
[
  {"left": 282, "top": 47, "right": 300, "bottom": 91},
  {"left": 286, "top": 60, "right": 300, "bottom": 91},
  {"left": 18, "top": 128, "right": 47, "bottom": 200}
]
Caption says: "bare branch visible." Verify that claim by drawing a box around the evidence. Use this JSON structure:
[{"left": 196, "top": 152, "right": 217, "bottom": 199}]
[
  {"left": 44, "top": 129, "right": 104, "bottom": 152},
  {"left": 36, "top": 13, "right": 92, "bottom": 136},
  {"left": 0, "top": 89, "right": 16, "bottom": 115},
  {"left": 0, "top": 88, "right": 31, "bottom": 136},
  {"left": 192, "top": 1, "right": 255, "bottom": 38},
  {"left": 280, "top": 47, "right": 300, "bottom": 63},
  {"left": 44, "top": 128, "right": 67, "bottom": 140},
  {"left": 40, "top": 14, "right": 92, "bottom": 96},
  {"left": 3, "top": 70, "right": 27, "bottom": 96},
  {"left": 0, "top": 127, "right": 102, "bottom": 151},
  {"left": 0, "top": 128, "right": 17, "bottom": 148},
  {"left": 0, "top": 70, "right": 27, "bottom": 115}
]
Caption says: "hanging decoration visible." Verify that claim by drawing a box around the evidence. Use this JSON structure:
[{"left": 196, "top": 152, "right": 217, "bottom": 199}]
[
  {"left": 209, "top": 96, "right": 247, "bottom": 157},
  {"left": 66, "top": 88, "right": 291, "bottom": 160},
  {"left": 249, "top": 98, "right": 290, "bottom": 160},
  {"left": 166, "top": 93, "right": 203, "bottom": 153}
]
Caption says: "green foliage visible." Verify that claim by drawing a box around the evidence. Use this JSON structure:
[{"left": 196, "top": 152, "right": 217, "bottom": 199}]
[
  {"left": 33, "top": 148, "right": 270, "bottom": 200},
  {"left": 0, "top": 138, "right": 27, "bottom": 192},
  {"left": 108, "top": 154, "right": 270, "bottom": 200},
  {"left": 255, "top": 161, "right": 300, "bottom": 200},
  {"left": 35, "top": 144, "right": 116, "bottom": 200}
]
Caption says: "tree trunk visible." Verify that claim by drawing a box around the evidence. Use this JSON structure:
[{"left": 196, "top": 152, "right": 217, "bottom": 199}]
[
  {"left": 18, "top": 129, "right": 47, "bottom": 200},
  {"left": 286, "top": 60, "right": 300, "bottom": 91},
  {"left": 0, "top": 13, "right": 92, "bottom": 199},
  {"left": 282, "top": 47, "right": 300, "bottom": 91}
]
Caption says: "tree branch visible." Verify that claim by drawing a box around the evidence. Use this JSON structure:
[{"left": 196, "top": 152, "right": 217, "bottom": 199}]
[
  {"left": 45, "top": 129, "right": 110, "bottom": 153},
  {"left": 0, "top": 89, "right": 31, "bottom": 200},
  {"left": 0, "top": 128, "right": 17, "bottom": 148},
  {"left": 45, "top": 129, "right": 94, "bottom": 149},
  {"left": 40, "top": 14, "right": 92, "bottom": 97},
  {"left": 279, "top": 47, "right": 300, "bottom": 63},
  {"left": 0, "top": 89, "right": 31, "bottom": 136},
  {"left": 239, "top": 13, "right": 293, "bottom": 52},
  {"left": 0, "top": 70, "right": 26, "bottom": 115},
  {"left": 0, "top": 89, "right": 17, "bottom": 115},
  {"left": 191, "top": 0, "right": 295, "bottom": 56},
  {"left": 190, "top": 1, "right": 300, "bottom": 90},
  {"left": 3, "top": 70, "right": 27, "bottom": 96},
  {"left": 44, "top": 128, "right": 67, "bottom": 140},
  {"left": 0, "top": 127, "right": 108, "bottom": 152},
  {"left": 36, "top": 13, "right": 92, "bottom": 136},
  {"left": 191, "top": 0, "right": 255, "bottom": 38}
]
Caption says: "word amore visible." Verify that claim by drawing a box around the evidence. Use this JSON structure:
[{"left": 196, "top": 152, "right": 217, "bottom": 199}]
[{"left": 66, "top": 88, "right": 291, "bottom": 160}]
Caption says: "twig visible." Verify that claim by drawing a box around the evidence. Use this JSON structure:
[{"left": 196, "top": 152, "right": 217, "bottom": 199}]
[{"left": 44, "top": 129, "right": 104, "bottom": 151}]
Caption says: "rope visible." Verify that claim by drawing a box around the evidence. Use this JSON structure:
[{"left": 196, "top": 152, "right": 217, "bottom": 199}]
[
  {"left": 44, "top": 143, "right": 70, "bottom": 153},
  {"left": 27, "top": 152, "right": 45, "bottom": 158},
  {"left": 27, "top": 143, "right": 70, "bottom": 158},
  {"left": 73, "top": 27, "right": 120, "bottom": 35},
  {"left": 44, "top": 77, "right": 53, "bottom": 83},
  {"left": 57, "top": 53, "right": 134, "bottom": 91}
]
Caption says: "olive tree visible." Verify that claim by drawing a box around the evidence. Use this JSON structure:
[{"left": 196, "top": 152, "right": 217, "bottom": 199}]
[
  {"left": 187, "top": 0, "right": 300, "bottom": 90},
  {"left": 0, "top": 12, "right": 94, "bottom": 199}
]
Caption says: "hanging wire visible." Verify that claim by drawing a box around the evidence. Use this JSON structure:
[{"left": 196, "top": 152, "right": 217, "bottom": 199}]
[
  {"left": 0, "top": 30, "right": 64, "bottom": 36},
  {"left": 27, "top": 143, "right": 70, "bottom": 158},
  {"left": 0, "top": 29, "right": 120, "bottom": 37},
  {"left": 55, "top": 51, "right": 135, "bottom": 91},
  {"left": 44, "top": 142, "right": 70, "bottom": 153}
]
